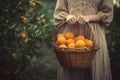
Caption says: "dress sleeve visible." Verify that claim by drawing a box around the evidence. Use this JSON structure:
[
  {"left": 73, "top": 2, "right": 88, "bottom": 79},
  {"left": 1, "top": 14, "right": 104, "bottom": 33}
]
[
  {"left": 97, "top": 0, "right": 113, "bottom": 26},
  {"left": 53, "top": 0, "right": 68, "bottom": 26}
]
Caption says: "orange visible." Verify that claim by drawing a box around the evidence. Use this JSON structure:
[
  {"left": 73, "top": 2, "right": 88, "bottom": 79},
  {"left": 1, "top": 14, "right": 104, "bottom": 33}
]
[
  {"left": 59, "top": 44, "right": 67, "bottom": 48},
  {"left": 23, "top": 38, "right": 28, "bottom": 43},
  {"left": 68, "top": 43, "right": 75, "bottom": 48},
  {"left": 65, "top": 32, "right": 74, "bottom": 39},
  {"left": 74, "top": 35, "right": 85, "bottom": 42},
  {"left": 57, "top": 34, "right": 65, "bottom": 38},
  {"left": 30, "top": 2, "right": 36, "bottom": 7},
  {"left": 21, "top": 16, "right": 27, "bottom": 23},
  {"left": 86, "top": 39, "right": 93, "bottom": 48},
  {"left": 75, "top": 40, "right": 86, "bottom": 48},
  {"left": 57, "top": 37, "right": 66, "bottom": 45},
  {"left": 20, "top": 32, "right": 26, "bottom": 39},
  {"left": 66, "top": 39, "right": 74, "bottom": 45}
]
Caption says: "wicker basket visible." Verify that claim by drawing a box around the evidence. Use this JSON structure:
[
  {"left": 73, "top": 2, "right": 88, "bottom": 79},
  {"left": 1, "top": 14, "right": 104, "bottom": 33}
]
[{"left": 52, "top": 22, "right": 98, "bottom": 69}]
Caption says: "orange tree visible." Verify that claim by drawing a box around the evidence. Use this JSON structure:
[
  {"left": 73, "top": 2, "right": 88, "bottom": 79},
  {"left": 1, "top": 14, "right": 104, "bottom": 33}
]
[{"left": 0, "top": 0, "right": 55, "bottom": 80}]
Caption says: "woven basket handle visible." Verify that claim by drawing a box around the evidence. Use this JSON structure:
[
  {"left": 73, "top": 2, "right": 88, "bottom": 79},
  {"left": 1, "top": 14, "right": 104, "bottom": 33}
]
[
  {"left": 54, "top": 21, "right": 67, "bottom": 42},
  {"left": 86, "top": 23, "right": 95, "bottom": 43},
  {"left": 54, "top": 21, "right": 95, "bottom": 43}
]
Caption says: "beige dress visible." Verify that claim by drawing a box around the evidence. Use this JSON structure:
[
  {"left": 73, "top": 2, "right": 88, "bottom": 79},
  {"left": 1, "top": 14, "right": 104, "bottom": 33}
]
[{"left": 54, "top": 0, "right": 113, "bottom": 80}]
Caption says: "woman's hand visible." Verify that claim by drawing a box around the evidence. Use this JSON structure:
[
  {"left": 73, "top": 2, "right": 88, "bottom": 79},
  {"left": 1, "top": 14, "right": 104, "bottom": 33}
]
[
  {"left": 66, "top": 15, "right": 100, "bottom": 25},
  {"left": 66, "top": 15, "right": 78, "bottom": 25},
  {"left": 77, "top": 15, "right": 90, "bottom": 25},
  {"left": 78, "top": 15, "right": 100, "bottom": 25}
]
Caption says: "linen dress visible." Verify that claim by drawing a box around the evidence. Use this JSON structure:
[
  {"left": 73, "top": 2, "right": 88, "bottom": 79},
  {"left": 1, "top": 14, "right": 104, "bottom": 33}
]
[{"left": 54, "top": 0, "right": 113, "bottom": 80}]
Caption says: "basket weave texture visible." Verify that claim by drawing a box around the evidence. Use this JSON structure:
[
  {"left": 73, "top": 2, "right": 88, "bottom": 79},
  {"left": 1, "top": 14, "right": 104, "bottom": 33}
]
[{"left": 53, "top": 22, "right": 98, "bottom": 69}]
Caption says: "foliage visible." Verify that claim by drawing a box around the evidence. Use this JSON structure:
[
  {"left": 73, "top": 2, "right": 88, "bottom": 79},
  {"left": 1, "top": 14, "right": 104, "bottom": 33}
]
[
  {"left": 29, "top": 1, "right": 58, "bottom": 80},
  {"left": 106, "top": 6, "right": 120, "bottom": 69},
  {"left": 0, "top": 0, "right": 55, "bottom": 80}
]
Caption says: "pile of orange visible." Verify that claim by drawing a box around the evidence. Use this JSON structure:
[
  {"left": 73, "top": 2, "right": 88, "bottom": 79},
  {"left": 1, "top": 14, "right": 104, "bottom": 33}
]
[
  {"left": 56, "top": 32, "right": 93, "bottom": 49},
  {"left": 20, "top": 32, "right": 29, "bottom": 43}
]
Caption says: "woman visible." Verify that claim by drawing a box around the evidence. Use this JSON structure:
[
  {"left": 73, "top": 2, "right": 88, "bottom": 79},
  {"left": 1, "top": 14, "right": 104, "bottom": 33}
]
[{"left": 54, "top": 0, "right": 113, "bottom": 80}]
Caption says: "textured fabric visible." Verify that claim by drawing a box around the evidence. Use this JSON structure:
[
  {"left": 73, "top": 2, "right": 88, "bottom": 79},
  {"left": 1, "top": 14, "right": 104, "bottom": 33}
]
[{"left": 54, "top": 0, "right": 113, "bottom": 80}]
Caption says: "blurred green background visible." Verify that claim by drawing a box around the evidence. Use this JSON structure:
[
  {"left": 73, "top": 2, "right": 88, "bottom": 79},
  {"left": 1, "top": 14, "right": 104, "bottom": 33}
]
[{"left": 0, "top": 0, "right": 120, "bottom": 80}]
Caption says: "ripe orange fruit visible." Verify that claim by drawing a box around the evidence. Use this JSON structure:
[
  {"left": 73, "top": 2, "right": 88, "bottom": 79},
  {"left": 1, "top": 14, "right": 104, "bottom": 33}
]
[
  {"left": 75, "top": 40, "right": 86, "bottom": 48},
  {"left": 20, "top": 32, "right": 26, "bottom": 39},
  {"left": 74, "top": 35, "right": 85, "bottom": 42},
  {"left": 57, "top": 34, "right": 65, "bottom": 38},
  {"left": 59, "top": 44, "right": 67, "bottom": 48},
  {"left": 66, "top": 39, "right": 74, "bottom": 45},
  {"left": 21, "top": 16, "right": 27, "bottom": 23},
  {"left": 65, "top": 32, "right": 74, "bottom": 39},
  {"left": 30, "top": 2, "right": 36, "bottom": 7},
  {"left": 68, "top": 43, "right": 75, "bottom": 48},
  {"left": 57, "top": 37, "right": 66, "bottom": 45},
  {"left": 23, "top": 38, "right": 28, "bottom": 43},
  {"left": 86, "top": 40, "right": 93, "bottom": 48}
]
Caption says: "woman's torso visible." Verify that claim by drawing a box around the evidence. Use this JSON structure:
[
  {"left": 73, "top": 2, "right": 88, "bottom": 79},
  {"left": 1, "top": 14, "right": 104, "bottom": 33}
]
[{"left": 67, "top": 0, "right": 101, "bottom": 16}]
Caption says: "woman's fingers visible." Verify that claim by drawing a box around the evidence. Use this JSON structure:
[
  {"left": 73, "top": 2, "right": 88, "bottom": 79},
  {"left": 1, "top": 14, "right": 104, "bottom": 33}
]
[
  {"left": 74, "top": 17, "right": 78, "bottom": 24},
  {"left": 71, "top": 17, "right": 77, "bottom": 24},
  {"left": 66, "top": 15, "right": 77, "bottom": 24},
  {"left": 78, "top": 16, "right": 87, "bottom": 25},
  {"left": 66, "top": 15, "right": 89, "bottom": 25}
]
